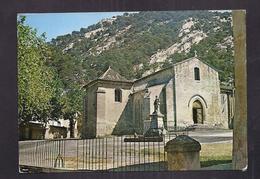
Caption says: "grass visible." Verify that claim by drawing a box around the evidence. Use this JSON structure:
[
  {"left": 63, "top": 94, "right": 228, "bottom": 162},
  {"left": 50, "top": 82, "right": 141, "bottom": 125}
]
[{"left": 200, "top": 142, "right": 232, "bottom": 167}]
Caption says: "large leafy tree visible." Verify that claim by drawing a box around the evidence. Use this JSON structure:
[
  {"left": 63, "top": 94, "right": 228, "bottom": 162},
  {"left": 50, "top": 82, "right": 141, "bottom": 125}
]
[
  {"left": 18, "top": 16, "right": 85, "bottom": 139},
  {"left": 46, "top": 45, "right": 85, "bottom": 138},
  {"left": 61, "top": 85, "right": 83, "bottom": 138},
  {"left": 18, "top": 16, "right": 57, "bottom": 125}
]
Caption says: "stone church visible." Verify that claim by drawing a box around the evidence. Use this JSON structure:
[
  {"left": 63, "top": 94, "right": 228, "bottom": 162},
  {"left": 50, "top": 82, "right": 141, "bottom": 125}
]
[{"left": 83, "top": 57, "right": 234, "bottom": 138}]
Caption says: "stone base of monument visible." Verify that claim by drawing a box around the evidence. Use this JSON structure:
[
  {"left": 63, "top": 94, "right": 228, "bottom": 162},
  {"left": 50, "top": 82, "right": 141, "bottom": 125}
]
[
  {"left": 150, "top": 111, "right": 164, "bottom": 129},
  {"left": 143, "top": 110, "right": 167, "bottom": 138},
  {"left": 144, "top": 127, "right": 167, "bottom": 137}
]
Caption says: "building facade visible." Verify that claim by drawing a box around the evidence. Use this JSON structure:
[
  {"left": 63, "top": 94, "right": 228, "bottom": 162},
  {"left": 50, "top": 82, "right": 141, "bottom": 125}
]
[
  {"left": 19, "top": 119, "right": 79, "bottom": 140},
  {"left": 83, "top": 57, "right": 234, "bottom": 138}
]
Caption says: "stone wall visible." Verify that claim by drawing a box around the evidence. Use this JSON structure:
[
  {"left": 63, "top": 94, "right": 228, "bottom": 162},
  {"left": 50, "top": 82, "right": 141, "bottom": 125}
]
[
  {"left": 45, "top": 126, "right": 67, "bottom": 139},
  {"left": 164, "top": 79, "right": 175, "bottom": 129},
  {"left": 101, "top": 86, "right": 132, "bottom": 136},
  {"left": 133, "top": 67, "right": 173, "bottom": 91},
  {"left": 131, "top": 90, "right": 150, "bottom": 134},
  {"left": 132, "top": 68, "right": 174, "bottom": 132},
  {"left": 84, "top": 83, "right": 98, "bottom": 138},
  {"left": 19, "top": 124, "right": 45, "bottom": 140},
  {"left": 84, "top": 80, "right": 132, "bottom": 137},
  {"left": 174, "top": 58, "right": 223, "bottom": 127}
]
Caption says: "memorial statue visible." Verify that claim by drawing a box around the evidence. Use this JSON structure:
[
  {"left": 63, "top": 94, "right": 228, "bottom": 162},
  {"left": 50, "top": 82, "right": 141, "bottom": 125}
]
[
  {"left": 154, "top": 96, "right": 160, "bottom": 112},
  {"left": 144, "top": 95, "right": 167, "bottom": 137}
]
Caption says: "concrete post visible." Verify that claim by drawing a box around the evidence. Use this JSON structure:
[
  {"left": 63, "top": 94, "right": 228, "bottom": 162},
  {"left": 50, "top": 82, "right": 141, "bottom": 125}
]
[
  {"left": 232, "top": 10, "right": 248, "bottom": 170},
  {"left": 165, "top": 135, "right": 201, "bottom": 170}
]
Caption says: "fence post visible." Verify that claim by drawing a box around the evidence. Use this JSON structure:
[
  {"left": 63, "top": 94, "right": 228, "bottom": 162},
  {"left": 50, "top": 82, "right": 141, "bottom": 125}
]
[{"left": 54, "top": 140, "right": 64, "bottom": 168}]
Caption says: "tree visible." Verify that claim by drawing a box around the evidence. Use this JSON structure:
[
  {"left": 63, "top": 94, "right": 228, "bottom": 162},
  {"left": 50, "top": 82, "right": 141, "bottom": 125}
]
[
  {"left": 61, "top": 84, "right": 83, "bottom": 138},
  {"left": 18, "top": 16, "right": 57, "bottom": 125},
  {"left": 18, "top": 16, "right": 86, "bottom": 139}
]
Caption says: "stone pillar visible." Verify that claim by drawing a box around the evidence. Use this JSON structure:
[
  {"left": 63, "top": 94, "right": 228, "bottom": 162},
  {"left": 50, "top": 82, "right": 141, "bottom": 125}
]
[
  {"left": 232, "top": 10, "right": 247, "bottom": 170},
  {"left": 165, "top": 135, "right": 201, "bottom": 170},
  {"left": 44, "top": 126, "right": 50, "bottom": 139},
  {"left": 96, "top": 88, "right": 106, "bottom": 137},
  {"left": 165, "top": 79, "right": 175, "bottom": 130},
  {"left": 82, "top": 95, "right": 88, "bottom": 138},
  {"left": 143, "top": 93, "right": 151, "bottom": 134}
]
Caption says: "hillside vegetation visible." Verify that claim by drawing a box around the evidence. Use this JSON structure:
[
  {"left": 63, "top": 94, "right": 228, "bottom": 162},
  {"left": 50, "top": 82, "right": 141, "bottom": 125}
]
[{"left": 51, "top": 11, "right": 234, "bottom": 84}]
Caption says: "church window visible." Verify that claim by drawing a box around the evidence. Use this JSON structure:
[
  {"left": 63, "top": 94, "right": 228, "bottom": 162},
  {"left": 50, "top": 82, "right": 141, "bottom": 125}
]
[
  {"left": 194, "top": 67, "right": 200, "bottom": 80},
  {"left": 115, "top": 89, "right": 122, "bottom": 102}
]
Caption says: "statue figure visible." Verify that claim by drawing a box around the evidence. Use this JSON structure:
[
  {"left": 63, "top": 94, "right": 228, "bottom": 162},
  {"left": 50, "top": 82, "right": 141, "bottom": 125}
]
[
  {"left": 154, "top": 96, "right": 160, "bottom": 112},
  {"left": 194, "top": 50, "right": 198, "bottom": 57}
]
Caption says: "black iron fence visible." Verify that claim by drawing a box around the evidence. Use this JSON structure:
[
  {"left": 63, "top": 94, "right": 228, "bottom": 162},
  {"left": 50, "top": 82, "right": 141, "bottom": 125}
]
[{"left": 19, "top": 134, "right": 178, "bottom": 171}]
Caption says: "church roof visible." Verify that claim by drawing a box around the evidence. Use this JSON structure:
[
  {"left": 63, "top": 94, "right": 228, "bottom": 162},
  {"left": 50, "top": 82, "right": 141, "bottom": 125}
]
[
  {"left": 173, "top": 57, "right": 219, "bottom": 72},
  {"left": 98, "top": 66, "right": 129, "bottom": 81},
  {"left": 83, "top": 66, "right": 133, "bottom": 88},
  {"left": 84, "top": 57, "right": 219, "bottom": 88},
  {"left": 134, "top": 57, "right": 219, "bottom": 83}
]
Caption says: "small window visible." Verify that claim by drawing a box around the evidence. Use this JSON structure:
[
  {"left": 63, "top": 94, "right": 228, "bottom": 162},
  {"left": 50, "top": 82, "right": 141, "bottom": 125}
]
[
  {"left": 115, "top": 89, "right": 122, "bottom": 102},
  {"left": 194, "top": 67, "right": 200, "bottom": 81}
]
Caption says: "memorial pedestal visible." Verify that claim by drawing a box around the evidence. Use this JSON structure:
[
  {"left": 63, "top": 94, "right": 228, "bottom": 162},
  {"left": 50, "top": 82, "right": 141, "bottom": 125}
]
[{"left": 144, "top": 111, "right": 167, "bottom": 137}]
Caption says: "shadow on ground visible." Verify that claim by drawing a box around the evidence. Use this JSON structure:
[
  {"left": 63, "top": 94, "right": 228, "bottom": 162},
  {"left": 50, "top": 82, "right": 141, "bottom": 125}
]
[
  {"left": 20, "top": 159, "right": 232, "bottom": 173},
  {"left": 201, "top": 159, "right": 232, "bottom": 168},
  {"left": 108, "top": 161, "right": 167, "bottom": 171}
]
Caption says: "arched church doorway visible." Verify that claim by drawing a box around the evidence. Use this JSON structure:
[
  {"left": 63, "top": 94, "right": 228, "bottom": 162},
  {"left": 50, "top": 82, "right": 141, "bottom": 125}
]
[{"left": 192, "top": 100, "right": 204, "bottom": 124}]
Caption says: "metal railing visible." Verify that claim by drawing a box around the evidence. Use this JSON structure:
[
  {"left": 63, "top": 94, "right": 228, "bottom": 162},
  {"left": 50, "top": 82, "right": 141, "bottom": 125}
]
[{"left": 19, "top": 134, "right": 177, "bottom": 171}]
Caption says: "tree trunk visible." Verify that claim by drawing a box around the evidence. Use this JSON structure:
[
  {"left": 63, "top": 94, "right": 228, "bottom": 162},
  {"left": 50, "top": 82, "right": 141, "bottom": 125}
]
[{"left": 69, "top": 119, "right": 75, "bottom": 138}]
